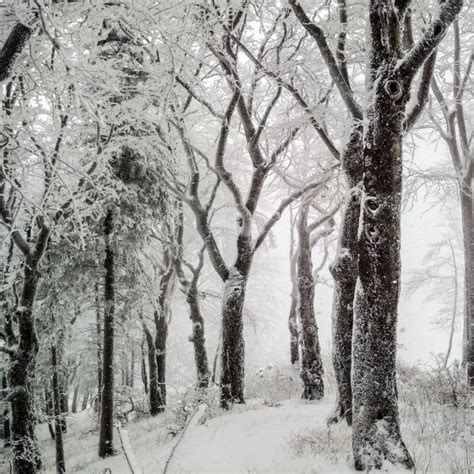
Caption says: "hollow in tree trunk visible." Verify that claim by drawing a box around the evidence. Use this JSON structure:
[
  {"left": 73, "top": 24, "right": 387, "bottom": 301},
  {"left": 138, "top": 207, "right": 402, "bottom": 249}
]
[{"left": 352, "top": 70, "right": 413, "bottom": 471}]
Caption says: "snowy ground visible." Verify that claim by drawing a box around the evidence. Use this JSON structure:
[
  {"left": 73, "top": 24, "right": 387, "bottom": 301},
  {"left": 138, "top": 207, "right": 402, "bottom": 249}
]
[{"left": 0, "top": 378, "right": 471, "bottom": 473}]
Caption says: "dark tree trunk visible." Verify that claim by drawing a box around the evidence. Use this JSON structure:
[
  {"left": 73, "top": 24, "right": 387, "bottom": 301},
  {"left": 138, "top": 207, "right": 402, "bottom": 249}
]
[
  {"left": 45, "top": 389, "right": 55, "bottom": 441},
  {"left": 141, "top": 341, "right": 148, "bottom": 394},
  {"left": 143, "top": 325, "right": 164, "bottom": 415},
  {"left": 289, "top": 213, "right": 300, "bottom": 367},
  {"left": 0, "top": 24, "right": 32, "bottom": 83},
  {"left": 297, "top": 202, "right": 324, "bottom": 400},
  {"left": 95, "top": 284, "right": 102, "bottom": 412},
  {"left": 211, "top": 335, "right": 221, "bottom": 385},
  {"left": 81, "top": 391, "right": 89, "bottom": 411},
  {"left": 328, "top": 128, "right": 363, "bottom": 425},
  {"left": 2, "top": 374, "right": 10, "bottom": 447},
  {"left": 51, "top": 346, "right": 66, "bottom": 474},
  {"left": 220, "top": 267, "right": 248, "bottom": 407},
  {"left": 460, "top": 182, "right": 473, "bottom": 385},
  {"left": 187, "top": 285, "right": 210, "bottom": 389},
  {"left": 155, "top": 311, "right": 168, "bottom": 407},
  {"left": 352, "top": 63, "right": 413, "bottom": 471},
  {"left": 9, "top": 247, "right": 47, "bottom": 473},
  {"left": 98, "top": 210, "right": 116, "bottom": 458},
  {"left": 71, "top": 385, "right": 80, "bottom": 414}
]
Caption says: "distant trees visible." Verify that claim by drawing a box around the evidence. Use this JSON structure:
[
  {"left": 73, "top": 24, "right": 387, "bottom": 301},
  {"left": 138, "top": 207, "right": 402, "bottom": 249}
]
[{"left": 427, "top": 16, "right": 472, "bottom": 384}]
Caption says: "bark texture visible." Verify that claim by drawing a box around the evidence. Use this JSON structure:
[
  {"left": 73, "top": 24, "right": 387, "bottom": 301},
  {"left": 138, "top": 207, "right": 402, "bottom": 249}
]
[
  {"left": 98, "top": 210, "right": 116, "bottom": 458},
  {"left": 51, "top": 346, "right": 66, "bottom": 474},
  {"left": 142, "top": 324, "right": 164, "bottom": 415},
  {"left": 8, "top": 226, "right": 50, "bottom": 473},
  {"left": 297, "top": 203, "right": 324, "bottom": 400},
  {"left": 187, "top": 285, "right": 210, "bottom": 389},
  {"left": 220, "top": 267, "right": 248, "bottom": 406},
  {"left": 328, "top": 128, "right": 363, "bottom": 425},
  {"left": 0, "top": 23, "right": 32, "bottom": 83}
]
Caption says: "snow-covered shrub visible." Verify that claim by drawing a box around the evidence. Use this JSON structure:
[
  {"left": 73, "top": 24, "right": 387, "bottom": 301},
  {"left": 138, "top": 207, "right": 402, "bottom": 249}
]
[
  {"left": 246, "top": 365, "right": 302, "bottom": 405},
  {"left": 398, "top": 361, "right": 472, "bottom": 473},
  {"left": 288, "top": 424, "right": 351, "bottom": 463}
]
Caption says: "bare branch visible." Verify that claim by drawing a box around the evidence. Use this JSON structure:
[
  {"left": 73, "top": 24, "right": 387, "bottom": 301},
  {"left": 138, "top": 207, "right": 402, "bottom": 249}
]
[
  {"left": 288, "top": 0, "right": 362, "bottom": 120},
  {"left": 254, "top": 166, "right": 337, "bottom": 251},
  {"left": 397, "top": 0, "right": 463, "bottom": 80}
]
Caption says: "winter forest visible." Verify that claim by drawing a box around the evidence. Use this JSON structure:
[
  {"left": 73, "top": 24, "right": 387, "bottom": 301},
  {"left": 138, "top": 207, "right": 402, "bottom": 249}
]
[{"left": 0, "top": 0, "right": 472, "bottom": 472}]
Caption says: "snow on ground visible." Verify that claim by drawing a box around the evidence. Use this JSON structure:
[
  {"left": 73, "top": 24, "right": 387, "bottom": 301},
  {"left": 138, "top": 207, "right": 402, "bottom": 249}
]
[
  {"left": 1, "top": 398, "right": 354, "bottom": 473},
  {"left": 1, "top": 392, "right": 471, "bottom": 473}
]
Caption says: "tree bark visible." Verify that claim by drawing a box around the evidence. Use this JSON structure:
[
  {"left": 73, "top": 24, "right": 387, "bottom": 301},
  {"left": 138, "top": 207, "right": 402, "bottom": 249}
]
[
  {"left": 95, "top": 283, "right": 102, "bottom": 412},
  {"left": 187, "top": 285, "right": 210, "bottom": 389},
  {"left": 289, "top": 210, "right": 300, "bottom": 367},
  {"left": 143, "top": 325, "right": 164, "bottom": 415},
  {"left": 71, "top": 385, "right": 80, "bottom": 414},
  {"left": 461, "top": 177, "right": 474, "bottom": 385},
  {"left": 9, "top": 248, "right": 47, "bottom": 473},
  {"left": 328, "top": 128, "right": 363, "bottom": 425},
  {"left": 0, "top": 24, "right": 32, "bottom": 83},
  {"left": 352, "top": 66, "right": 413, "bottom": 471},
  {"left": 297, "top": 202, "right": 324, "bottom": 400},
  {"left": 51, "top": 346, "right": 66, "bottom": 474},
  {"left": 220, "top": 266, "right": 248, "bottom": 407},
  {"left": 155, "top": 310, "right": 168, "bottom": 407},
  {"left": 98, "top": 210, "right": 116, "bottom": 458},
  {"left": 141, "top": 341, "right": 148, "bottom": 394},
  {"left": 81, "top": 391, "right": 89, "bottom": 411},
  {"left": 2, "top": 374, "right": 10, "bottom": 447}
]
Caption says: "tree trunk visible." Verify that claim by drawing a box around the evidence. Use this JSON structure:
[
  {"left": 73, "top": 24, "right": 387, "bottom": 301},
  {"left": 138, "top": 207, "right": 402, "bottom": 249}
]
[
  {"left": 297, "top": 202, "right": 324, "bottom": 400},
  {"left": 141, "top": 341, "right": 149, "bottom": 394},
  {"left": 98, "top": 210, "right": 116, "bottom": 458},
  {"left": 95, "top": 284, "right": 102, "bottom": 412},
  {"left": 129, "top": 348, "right": 135, "bottom": 388},
  {"left": 289, "top": 214, "right": 300, "bottom": 367},
  {"left": 155, "top": 310, "right": 168, "bottom": 407},
  {"left": 81, "top": 391, "right": 89, "bottom": 411},
  {"left": 143, "top": 325, "right": 164, "bottom": 415},
  {"left": 51, "top": 346, "right": 66, "bottom": 474},
  {"left": 45, "top": 388, "right": 55, "bottom": 441},
  {"left": 220, "top": 268, "right": 247, "bottom": 407},
  {"left": 9, "top": 253, "right": 44, "bottom": 473},
  {"left": 2, "top": 374, "right": 10, "bottom": 447},
  {"left": 352, "top": 70, "right": 413, "bottom": 470},
  {"left": 460, "top": 181, "right": 473, "bottom": 386},
  {"left": 187, "top": 286, "right": 210, "bottom": 389},
  {"left": 211, "top": 334, "right": 221, "bottom": 385},
  {"left": 71, "top": 385, "right": 80, "bottom": 414},
  {"left": 328, "top": 128, "right": 363, "bottom": 425}
]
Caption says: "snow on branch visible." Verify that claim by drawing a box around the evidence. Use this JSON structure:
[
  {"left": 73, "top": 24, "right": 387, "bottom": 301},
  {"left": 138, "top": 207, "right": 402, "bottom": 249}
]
[
  {"left": 397, "top": 0, "right": 463, "bottom": 80},
  {"left": 288, "top": 0, "right": 362, "bottom": 120},
  {"left": 254, "top": 165, "right": 337, "bottom": 251},
  {"left": 405, "top": 50, "right": 437, "bottom": 131}
]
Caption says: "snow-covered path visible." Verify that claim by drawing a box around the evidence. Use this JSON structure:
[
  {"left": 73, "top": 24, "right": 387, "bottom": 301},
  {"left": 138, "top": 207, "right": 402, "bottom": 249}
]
[
  {"left": 31, "top": 398, "right": 354, "bottom": 473},
  {"left": 165, "top": 399, "right": 351, "bottom": 473}
]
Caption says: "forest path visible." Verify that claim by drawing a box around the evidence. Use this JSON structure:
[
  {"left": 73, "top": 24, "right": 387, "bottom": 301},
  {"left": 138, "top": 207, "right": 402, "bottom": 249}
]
[{"left": 31, "top": 397, "right": 355, "bottom": 473}]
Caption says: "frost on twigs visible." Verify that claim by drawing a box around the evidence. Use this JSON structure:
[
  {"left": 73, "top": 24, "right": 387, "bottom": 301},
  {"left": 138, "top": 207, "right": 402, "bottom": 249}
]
[{"left": 0, "top": 1, "right": 35, "bottom": 29}]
